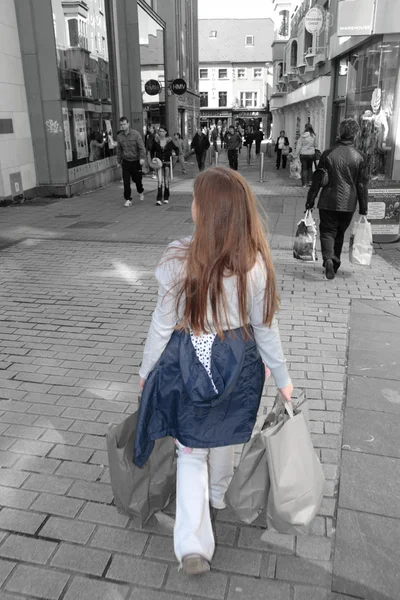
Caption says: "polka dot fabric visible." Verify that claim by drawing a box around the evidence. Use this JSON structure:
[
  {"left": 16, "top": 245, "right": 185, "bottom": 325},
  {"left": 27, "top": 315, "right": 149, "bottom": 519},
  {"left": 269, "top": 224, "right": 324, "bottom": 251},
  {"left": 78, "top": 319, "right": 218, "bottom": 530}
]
[{"left": 190, "top": 331, "right": 218, "bottom": 394}]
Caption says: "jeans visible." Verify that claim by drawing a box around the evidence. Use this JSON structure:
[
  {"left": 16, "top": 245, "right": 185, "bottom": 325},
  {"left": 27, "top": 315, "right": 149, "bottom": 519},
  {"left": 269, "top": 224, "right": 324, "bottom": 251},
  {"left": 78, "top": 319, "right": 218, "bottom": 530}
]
[
  {"left": 174, "top": 442, "right": 234, "bottom": 563},
  {"left": 276, "top": 149, "right": 287, "bottom": 169},
  {"left": 122, "top": 160, "right": 144, "bottom": 199},
  {"left": 319, "top": 209, "right": 354, "bottom": 268},
  {"left": 196, "top": 151, "right": 207, "bottom": 171},
  {"left": 227, "top": 149, "right": 239, "bottom": 170},
  {"left": 300, "top": 154, "right": 315, "bottom": 186},
  {"left": 156, "top": 163, "right": 170, "bottom": 198}
]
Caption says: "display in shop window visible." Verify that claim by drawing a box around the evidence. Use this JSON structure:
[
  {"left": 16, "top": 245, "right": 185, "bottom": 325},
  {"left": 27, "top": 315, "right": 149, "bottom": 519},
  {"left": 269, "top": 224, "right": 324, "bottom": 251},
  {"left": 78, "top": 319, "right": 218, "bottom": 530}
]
[{"left": 73, "top": 108, "right": 88, "bottom": 160}]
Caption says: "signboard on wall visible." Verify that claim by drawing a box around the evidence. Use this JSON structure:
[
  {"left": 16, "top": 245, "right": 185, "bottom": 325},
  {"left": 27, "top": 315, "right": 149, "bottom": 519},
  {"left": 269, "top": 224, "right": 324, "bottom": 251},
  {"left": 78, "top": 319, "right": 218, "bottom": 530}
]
[
  {"left": 62, "top": 108, "right": 72, "bottom": 162},
  {"left": 367, "top": 184, "right": 400, "bottom": 237},
  {"left": 73, "top": 108, "right": 88, "bottom": 160},
  {"left": 337, "top": 0, "right": 375, "bottom": 37},
  {"left": 304, "top": 6, "right": 325, "bottom": 35}
]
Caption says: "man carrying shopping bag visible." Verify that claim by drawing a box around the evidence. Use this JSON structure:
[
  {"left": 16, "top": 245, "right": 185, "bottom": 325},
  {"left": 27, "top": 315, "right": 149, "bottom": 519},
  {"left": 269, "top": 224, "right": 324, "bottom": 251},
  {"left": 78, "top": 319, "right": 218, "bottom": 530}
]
[{"left": 305, "top": 118, "right": 369, "bottom": 280}]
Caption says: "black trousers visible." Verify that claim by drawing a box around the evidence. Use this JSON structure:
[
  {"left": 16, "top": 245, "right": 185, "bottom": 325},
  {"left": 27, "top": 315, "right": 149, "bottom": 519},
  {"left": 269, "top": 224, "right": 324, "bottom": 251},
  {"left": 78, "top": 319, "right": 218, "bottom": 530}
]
[
  {"left": 228, "top": 149, "right": 239, "bottom": 170},
  {"left": 276, "top": 149, "right": 287, "bottom": 169},
  {"left": 300, "top": 155, "right": 314, "bottom": 186},
  {"left": 255, "top": 141, "right": 261, "bottom": 155},
  {"left": 319, "top": 209, "right": 354, "bottom": 267},
  {"left": 122, "top": 160, "right": 143, "bottom": 199},
  {"left": 196, "top": 151, "right": 207, "bottom": 171}
]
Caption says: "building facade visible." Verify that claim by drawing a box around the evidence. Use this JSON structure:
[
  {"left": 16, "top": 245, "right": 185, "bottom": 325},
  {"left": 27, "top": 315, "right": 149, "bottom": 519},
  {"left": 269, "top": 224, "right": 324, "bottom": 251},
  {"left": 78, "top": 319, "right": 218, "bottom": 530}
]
[
  {"left": 270, "top": 0, "right": 331, "bottom": 152},
  {"left": 0, "top": 0, "right": 198, "bottom": 200},
  {"left": 198, "top": 19, "right": 274, "bottom": 134}
]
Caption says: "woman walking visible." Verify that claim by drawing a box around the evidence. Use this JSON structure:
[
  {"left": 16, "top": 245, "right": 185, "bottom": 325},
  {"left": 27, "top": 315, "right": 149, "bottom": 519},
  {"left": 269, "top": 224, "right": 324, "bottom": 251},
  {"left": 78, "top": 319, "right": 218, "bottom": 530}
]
[
  {"left": 151, "top": 126, "right": 176, "bottom": 205},
  {"left": 173, "top": 133, "right": 187, "bottom": 174},
  {"left": 294, "top": 123, "right": 317, "bottom": 187},
  {"left": 136, "top": 167, "right": 292, "bottom": 575}
]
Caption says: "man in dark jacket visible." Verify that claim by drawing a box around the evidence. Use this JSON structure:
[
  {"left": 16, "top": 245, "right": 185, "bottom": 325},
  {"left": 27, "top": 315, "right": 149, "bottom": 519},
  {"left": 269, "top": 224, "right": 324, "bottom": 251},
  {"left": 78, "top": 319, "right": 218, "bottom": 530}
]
[
  {"left": 306, "top": 118, "right": 368, "bottom": 280},
  {"left": 191, "top": 127, "right": 210, "bottom": 171},
  {"left": 225, "top": 125, "right": 242, "bottom": 170},
  {"left": 253, "top": 129, "right": 264, "bottom": 155},
  {"left": 117, "top": 116, "right": 146, "bottom": 206}
]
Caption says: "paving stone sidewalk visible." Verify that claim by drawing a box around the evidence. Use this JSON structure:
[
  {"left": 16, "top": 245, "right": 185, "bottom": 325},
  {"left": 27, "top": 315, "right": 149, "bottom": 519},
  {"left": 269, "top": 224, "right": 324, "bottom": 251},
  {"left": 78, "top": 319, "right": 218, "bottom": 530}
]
[{"left": 0, "top": 158, "right": 399, "bottom": 599}]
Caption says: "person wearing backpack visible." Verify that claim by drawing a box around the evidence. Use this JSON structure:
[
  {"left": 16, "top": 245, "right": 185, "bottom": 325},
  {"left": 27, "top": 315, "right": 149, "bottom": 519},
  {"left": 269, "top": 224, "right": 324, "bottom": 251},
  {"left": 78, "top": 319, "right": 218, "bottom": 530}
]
[{"left": 305, "top": 118, "right": 369, "bottom": 279}]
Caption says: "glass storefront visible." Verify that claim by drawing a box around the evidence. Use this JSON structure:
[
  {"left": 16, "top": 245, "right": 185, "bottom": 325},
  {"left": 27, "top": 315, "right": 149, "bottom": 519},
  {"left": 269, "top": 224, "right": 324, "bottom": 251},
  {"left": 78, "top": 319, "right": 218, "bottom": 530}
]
[
  {"left": 51, "top": 0, "right": 118, "bottom": 178},
  {"left": 335, "top": 36, "right": 400, "bottom": 181},
  {"left": 138, "top": 4, "right": 166, "bottom": 137}
]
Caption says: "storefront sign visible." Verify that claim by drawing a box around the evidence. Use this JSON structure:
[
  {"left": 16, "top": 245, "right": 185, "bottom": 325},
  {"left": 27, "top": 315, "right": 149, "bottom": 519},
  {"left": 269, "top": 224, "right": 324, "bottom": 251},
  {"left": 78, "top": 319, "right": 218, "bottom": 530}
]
[
  {"left": 234, "top": 111, "right": 262, "bottom": 118},
  {"left": 72, "top": 108, "right": 88, "bottom": 160},
  {"left": 62, "top": 108, "right": 72, "bottom": 162},
  {"left": 304, "top": 6, "right": 325, "bottom": 35},
  {"left": 367, "top": 186, "right": 400, "bottom": 236},
  {"left": 337, "top": 0, "right": 375, "bottom": 37},
  {"left": 145, "top": 80, "right": 161, "bottom": 96},
  {"left": 171, "top": 78, "right": 187, "bottom": 95}
]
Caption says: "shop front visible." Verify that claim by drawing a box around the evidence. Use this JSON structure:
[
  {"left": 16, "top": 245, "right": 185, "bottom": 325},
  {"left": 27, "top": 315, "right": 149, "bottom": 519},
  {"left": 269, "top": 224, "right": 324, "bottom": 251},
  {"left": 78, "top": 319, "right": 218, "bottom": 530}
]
[
  {"left": 332, "top": 35, "right": 400, "bottom": 240},
  {"left": 199, "top": 109, "right": 232, "bottom": 131},
  {"left": 232, "top": 109, "right": 271, "bottom": 137}
]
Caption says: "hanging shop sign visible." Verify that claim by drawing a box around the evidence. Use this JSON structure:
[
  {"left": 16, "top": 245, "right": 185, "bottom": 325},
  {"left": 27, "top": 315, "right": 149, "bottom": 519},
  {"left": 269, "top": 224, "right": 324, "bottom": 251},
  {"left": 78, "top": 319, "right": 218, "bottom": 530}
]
[
  {"left": 304, "top": 6, "right": 325, "bottom": 35},
  {"left": 144, "top": 79, "right": 161, "bottom": 96},
  {"left": 171, "top": 78, "right": 187, "bottom": 95},
  {"left": 367, "top": 182, "right": 400, "bottom": 239},
  {"left": 337, "top": 0, "right": 375, "bottom": 37}
]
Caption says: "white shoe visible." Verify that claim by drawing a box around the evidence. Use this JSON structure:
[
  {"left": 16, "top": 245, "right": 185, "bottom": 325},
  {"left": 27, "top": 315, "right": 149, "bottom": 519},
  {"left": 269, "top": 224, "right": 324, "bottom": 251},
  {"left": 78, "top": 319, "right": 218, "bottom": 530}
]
[
  {"left": 156, "top": 200, "right": 162, "bottom": 206},
  {"left": 152, "top": 174, "right": 157, "bottom": 179},
  {"left": 139, "top": 193, "right": 144, "bottom": 201},
  {"left": 124, "top": 200, "right": 132, "bottom": 207},
  {"left": 163, "top": 199, "right": 169, "bottom": 204}
]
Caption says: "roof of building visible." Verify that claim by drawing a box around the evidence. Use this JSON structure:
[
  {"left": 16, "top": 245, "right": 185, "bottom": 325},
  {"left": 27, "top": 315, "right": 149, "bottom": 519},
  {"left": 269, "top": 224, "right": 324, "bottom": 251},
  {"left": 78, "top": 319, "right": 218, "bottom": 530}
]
[{"left": 199, "top": 19, "right": 274, "bottom": 63}]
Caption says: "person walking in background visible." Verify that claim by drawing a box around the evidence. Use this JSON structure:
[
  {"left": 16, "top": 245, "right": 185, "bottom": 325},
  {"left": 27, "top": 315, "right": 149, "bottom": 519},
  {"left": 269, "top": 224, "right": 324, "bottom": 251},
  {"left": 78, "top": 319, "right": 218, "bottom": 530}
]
[
  {"left": 275, "top": 130, "right": 290, "bottom": 170},
  {"left": 211, "top": 126, "right": 219, "bottom": 153},
  {"left": 294, "top": 123, "right": 317, "bottom": 187},
  {"left": 253, "top": 128, "right": 264, "bottom": 156},
  {"left": 145, "top": 125, "right": 157, "bottom": 179},
  {"left": 117, "top": 116, "right": 146, "bottom": 206},
  {"left": 191, "top": 127, "right": 210, "bottom": 172},
  {"left": 138, "top": 167, "right": 292, "bottom": 575},
  {"left": 225, "top": 125, "right": 242, "bottom": 170},
  {"left": 173, "top": 133, "right": 187, "bottom": 174},
  {"left": 151, "top": 126, "right": 176, "bottom": 206},
  {"left": 306, "top": 118, "right": 368, "bottom": 280},
  {"left": 245, "top": 128, "right": 254, "bottom": 162}
]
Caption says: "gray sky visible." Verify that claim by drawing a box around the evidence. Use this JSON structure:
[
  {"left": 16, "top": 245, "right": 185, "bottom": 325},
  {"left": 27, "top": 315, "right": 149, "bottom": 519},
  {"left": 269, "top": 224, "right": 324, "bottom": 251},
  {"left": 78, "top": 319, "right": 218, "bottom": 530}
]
[{"left": 198, "top": 0, "right": 274, "bottom": 19}]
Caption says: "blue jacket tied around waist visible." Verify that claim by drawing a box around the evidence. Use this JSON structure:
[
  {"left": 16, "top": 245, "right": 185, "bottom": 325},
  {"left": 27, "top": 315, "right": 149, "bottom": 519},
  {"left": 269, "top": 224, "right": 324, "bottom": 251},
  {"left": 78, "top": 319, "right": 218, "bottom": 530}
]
[{"left": 134, "top": 326, "right": 265, "bottom": 468}]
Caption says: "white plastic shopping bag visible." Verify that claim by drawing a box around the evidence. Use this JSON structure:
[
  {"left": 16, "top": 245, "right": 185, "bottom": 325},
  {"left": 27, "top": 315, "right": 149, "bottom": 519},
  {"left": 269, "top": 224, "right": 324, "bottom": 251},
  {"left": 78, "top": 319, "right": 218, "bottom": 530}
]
[
  {"left": 349, "top": 216, "right": 373, "bottom": 266},
  {"left": 289, "top": 157, "right": 302, "bottom": 180},
  {"left": 293, "top": 210, "right": 318, "bottom": 262}
]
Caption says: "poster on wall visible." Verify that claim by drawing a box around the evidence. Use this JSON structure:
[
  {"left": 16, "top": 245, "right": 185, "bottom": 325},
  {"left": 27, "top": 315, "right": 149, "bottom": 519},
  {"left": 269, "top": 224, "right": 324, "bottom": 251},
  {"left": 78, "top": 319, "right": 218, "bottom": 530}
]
[
  {"left": 367, "top": 183, "right": 400, "bottom": 237},
  {"left": 62, "top": 108, "right": 72, "bottom": 162},
  {"left": 73, "top": 108, "right": 88, "bottom": 160},
  {"left": 104, "top": 119, "right": 117, "bottom": 149}
]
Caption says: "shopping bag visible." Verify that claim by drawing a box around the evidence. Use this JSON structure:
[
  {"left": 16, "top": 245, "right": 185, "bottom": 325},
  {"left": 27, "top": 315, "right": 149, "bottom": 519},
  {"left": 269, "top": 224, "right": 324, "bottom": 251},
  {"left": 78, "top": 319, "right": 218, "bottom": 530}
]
[
  {"left": 293, "top": 210, "right": 318, "bottom": 262},
  {"left": 106, "top": 410, "right": 176, "bottom": 525},
  {"left": 265, "top": 395, "right": 325, "bottom": 535},
  {"left": 289, "top": 157, "right": 302, "bottom": 180},
  {"left": 349, "top": 216, "right": 373, "bottom": 266},
  {"left": 225, "top": 415, "right": 270, "bottom": 524}
]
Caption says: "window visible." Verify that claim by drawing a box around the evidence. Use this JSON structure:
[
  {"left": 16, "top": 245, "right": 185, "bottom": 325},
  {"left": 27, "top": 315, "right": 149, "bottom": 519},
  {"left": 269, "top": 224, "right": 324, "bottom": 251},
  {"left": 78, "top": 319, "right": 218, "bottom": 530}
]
[
  {"left": 278, "top": 10, "right": 289, "bottom": 38},
  {"left": 253, "top": 68, "right": 262, "bottom": 78},
  {"left": 290, "top": 40, "right": 298, "bottom": 67},
  {"left": 200, "top": 92, "right": 208, "bottom": 107},
  {"left": 218, "top": 69, "right": 228, "bottom": 79},
  {"left": 237, "top": 68, "right": 247, "bottom": 79},
  {"left": 240, "top": 92, "right": 258, "bottom": 108},
  {"left": 102, "top": 36, "right": 106, "bottom": 56},
  {"left": 199, "top": 68, "right": 208, "bottom": 79},
  {"left": 209, "top": 30, "right": 217, "bottom": 37},
  {"left": 245, "top": 35, "right": 254, "bottom": 46},
  {"left": 218, "top": 92, "right": 227, "bottom": 107},
  {"left": 68, "top": 19, "right": 79, "bottom": 47}
]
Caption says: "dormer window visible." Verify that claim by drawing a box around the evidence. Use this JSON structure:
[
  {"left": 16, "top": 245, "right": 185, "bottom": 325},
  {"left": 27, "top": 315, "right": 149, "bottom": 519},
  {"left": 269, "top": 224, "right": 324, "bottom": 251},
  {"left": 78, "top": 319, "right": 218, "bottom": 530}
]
[
  {"left": 245, "top": 35, "right": 254, "bottom": 46},
  {"left": 210, "top": 30, "right": 217, "bottom": 38}
]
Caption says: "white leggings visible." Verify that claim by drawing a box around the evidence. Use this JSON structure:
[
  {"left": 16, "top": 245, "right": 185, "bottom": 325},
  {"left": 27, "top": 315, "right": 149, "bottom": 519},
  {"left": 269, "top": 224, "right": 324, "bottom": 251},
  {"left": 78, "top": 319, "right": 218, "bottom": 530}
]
[{"left": 173, "top": 442, "right": 235, "bottom": 563}]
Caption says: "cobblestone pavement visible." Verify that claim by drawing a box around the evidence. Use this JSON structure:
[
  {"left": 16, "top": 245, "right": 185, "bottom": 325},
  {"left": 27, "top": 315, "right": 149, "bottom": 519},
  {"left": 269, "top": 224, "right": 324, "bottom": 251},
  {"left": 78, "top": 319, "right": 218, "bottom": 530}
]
[{"left": 0, "top": 156, "right": 399, "bottom": 599}]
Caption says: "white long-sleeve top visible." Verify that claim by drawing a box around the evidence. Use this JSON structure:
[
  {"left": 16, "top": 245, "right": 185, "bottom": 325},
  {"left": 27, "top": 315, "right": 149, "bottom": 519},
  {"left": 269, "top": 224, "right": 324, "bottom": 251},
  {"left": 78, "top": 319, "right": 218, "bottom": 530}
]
[{"left": 139, "top": 240, "right": 291, "bottom": 389}]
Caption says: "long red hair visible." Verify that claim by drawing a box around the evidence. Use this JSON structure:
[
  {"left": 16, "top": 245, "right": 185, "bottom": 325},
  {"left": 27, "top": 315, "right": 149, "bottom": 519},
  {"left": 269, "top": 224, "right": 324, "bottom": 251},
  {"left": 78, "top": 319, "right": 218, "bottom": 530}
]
[{"left": 168, "top": 167, "right": 279, "bottom": 337}]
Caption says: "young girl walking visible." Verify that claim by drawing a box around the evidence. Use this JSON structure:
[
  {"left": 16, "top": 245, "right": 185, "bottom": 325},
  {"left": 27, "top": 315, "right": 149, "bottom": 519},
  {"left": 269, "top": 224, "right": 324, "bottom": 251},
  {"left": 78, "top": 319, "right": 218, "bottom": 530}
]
[
  {"left": 151, "top": 126, "right": 177, "bottom": 205},
  {"left": 136, "top": 167, "right": 292, "bottom": 575}
]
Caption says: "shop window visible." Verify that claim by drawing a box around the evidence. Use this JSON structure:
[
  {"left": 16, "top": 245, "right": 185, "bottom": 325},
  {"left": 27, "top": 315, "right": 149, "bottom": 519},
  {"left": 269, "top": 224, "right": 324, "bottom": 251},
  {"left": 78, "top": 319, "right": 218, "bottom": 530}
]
[
  {"left": 219, "top": 92, "right": 227, "bottom": 107},
  {"left": 240, "top": 92, "right": 258, "bottom": 108},
  {"left": 290, "top": 40, "right": 298, "bottom": 67},
  {"left": 218, "top": 69, "right": 228, "bottom": 79},
  {"left": 200, "top": 92, "right": 208, "bottom": 107},
  {"left": 200, "top": 68, "right": 208, "bottom": 79},
  {"left": 238, "top": 68, "right": 247, "bottom": 79},
  {"left": 245, "top": 35, "right": 254, "bottom": 46},
  {"left": 253, "top": 68, "right": 262, "bottom": 79}
]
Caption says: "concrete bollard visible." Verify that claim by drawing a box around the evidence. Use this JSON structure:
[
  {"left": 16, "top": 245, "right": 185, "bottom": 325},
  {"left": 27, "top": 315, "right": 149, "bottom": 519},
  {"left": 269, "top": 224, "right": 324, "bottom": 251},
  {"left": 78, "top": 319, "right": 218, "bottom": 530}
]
[
  {"left": 170, "top": 157, "right": 174, "bottom": 181},
  {"left": 259, "top": 152, "right": 265, "bottom": 182},
  {"left": 215, "top": 152, "right": 218, "bottom": 167}
]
